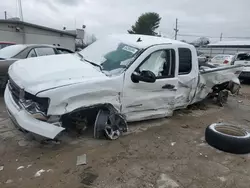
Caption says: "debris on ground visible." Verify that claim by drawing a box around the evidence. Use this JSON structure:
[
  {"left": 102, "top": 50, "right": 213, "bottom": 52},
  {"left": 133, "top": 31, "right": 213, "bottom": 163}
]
[
  {"left": 27, "top": 164, "right": 32, "bottom": 168},
  {"left": 157, "top": 173, "right": 179, "bottom": 188},
  {"left": 5, "top": 179, "right": 13, "bottom": 184},
  {"left": 238, "top": 100, "right": 243, "bottom": 103},
  {"left": 17, "top": 166, "right": 25, "bottom": 170},
  {"left": 76, "top": 154, "right": 87, "bottom": 166},
  {"left": 18, "top": 140, "right": 29, "bottom": 147},
  {"left": 34, "top": 169, "right": 46, "bottom": 177},
  {"left": 181, "top": 124, "right": 189, "bottom": 128},
  {"left": 80, "top": 171, "right": 98, "bottom": 186},
  {"left": 171, "top": 142, "right": 176, "bottom": 146},
  {"left": 47, "top": 169, "right": 53, "bottom": 172},
  {"left": 0, "top": 166, "right": 4, "bottom": 171},
  {"left": 218, "top": 176, "right": 227, "bottom": 182}
]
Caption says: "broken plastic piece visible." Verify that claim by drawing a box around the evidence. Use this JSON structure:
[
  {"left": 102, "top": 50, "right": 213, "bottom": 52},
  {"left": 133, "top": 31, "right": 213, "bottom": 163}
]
[
  {"left": 76, "top": 154, "right": 87, "bottom": 166},
  {"left": 17, "top": 166, "right": 25, "bottom": 170},
  {"left": 34, "top": 169, "right": 45, "bottom": 177}
]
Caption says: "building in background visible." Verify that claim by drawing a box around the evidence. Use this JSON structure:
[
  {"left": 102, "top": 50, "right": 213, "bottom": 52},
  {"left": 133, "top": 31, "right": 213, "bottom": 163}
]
[
  {"left": 197, "top": 40, "right": 250, "bottom": 57},
  {"left": 66, "top": 28, "right": 86, "bottom": 50},
  {"left": 0, "top": 19, "right": 76, "bottom": 51}
]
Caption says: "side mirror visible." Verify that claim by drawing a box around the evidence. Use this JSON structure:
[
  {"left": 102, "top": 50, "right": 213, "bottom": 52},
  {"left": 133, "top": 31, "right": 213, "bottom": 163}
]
[{"left": 131, "top": 70, "right": 156, "bottom": 83}]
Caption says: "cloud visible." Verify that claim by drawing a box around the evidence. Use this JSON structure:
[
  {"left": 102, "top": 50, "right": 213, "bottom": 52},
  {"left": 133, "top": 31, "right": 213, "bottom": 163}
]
[{"left": 1, "top": 0, "right": 250, "bottom": 42}]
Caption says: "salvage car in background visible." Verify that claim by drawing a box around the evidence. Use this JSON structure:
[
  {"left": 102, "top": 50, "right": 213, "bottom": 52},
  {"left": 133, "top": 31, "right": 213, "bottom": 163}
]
[
  {"left": 209, "top": 54, "right": 235, "bottom": 66},
  {"left": 0, "top": 41, "right": 15, "bottom": 50},
  {"left": 197, "top": 50, "right": 209, "bottom": 63},
  {"left": 4, "top": 34, "right": 243, "bottom": 140},
  {"left": 232, "top": 52, "right": 250, "bottom": 79},
  {"left": 0, "top": 44, "right": 72, "bottom": 89}
]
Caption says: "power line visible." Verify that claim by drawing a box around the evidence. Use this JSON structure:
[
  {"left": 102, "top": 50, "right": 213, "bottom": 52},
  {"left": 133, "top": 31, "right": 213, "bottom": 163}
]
[{"left": 178, "top": 33, "right": 250, "bottom": 39}]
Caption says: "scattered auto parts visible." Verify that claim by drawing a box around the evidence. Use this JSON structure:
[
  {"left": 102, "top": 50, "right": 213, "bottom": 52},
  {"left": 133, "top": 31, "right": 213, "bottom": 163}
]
[{"left": 205, "top": 123, "right": 250, "bottom": 154}]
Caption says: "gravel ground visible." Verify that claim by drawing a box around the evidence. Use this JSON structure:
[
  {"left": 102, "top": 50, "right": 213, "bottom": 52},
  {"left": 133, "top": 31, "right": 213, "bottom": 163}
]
[{"left": 1, "top": 84, "right": 250, "bottom": 188}]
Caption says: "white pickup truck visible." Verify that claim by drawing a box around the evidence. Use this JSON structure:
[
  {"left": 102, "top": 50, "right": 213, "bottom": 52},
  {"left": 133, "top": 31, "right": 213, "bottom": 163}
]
[{"left": 4, "top": 34, "right": 243, "bottom": 140}]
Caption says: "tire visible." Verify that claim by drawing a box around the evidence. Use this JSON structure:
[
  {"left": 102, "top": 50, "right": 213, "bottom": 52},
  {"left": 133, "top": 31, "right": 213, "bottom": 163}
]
[{"left": 205, "top": 123, "right": 250, "bottom": 154}]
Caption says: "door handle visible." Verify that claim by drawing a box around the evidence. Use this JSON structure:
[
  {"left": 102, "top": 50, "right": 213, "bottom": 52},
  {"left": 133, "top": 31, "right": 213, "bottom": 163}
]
[{"left": 162, "top": 84, "right": 175, "bottom": 89}]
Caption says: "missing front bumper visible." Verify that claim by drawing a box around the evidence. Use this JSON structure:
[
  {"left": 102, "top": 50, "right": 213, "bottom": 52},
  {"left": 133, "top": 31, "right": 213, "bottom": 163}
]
[{"left": 4, "top": 86, "right": 65, "bottom": 139}]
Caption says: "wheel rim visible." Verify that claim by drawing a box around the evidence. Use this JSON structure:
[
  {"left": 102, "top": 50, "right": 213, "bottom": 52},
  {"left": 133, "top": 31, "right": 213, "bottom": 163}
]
[
  {"left": 104, "top": 125, "right": 120, "bottom": 140},
  {"left": 104, "top": 114, "right": 122, "bottom": 140}
]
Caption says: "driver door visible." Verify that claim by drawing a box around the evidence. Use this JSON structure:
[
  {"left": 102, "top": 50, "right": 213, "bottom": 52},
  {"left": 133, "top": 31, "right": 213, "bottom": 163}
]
[{"left": 122, "top": 46, "right": 178, "bottom": 122}]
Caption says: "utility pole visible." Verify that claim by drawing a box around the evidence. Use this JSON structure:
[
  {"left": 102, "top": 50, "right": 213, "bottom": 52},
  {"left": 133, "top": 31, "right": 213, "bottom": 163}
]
[
  {"left": 18, "top": 0, "right": 23, "bottom": 21},
  {"left": 4, "top": 11, "right": 7, "bottom": 20},
  {"left": 174, "top": 18, "right": 179, "bottom": 40},
  {"left": 220, "top": 33, "right": 223, "bottom": 41}
]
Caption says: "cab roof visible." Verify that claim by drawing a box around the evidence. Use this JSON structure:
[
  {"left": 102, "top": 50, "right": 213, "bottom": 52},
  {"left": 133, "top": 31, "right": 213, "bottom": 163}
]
[{"left": 109, "top": 34, "right": 190, "bottom": 49}]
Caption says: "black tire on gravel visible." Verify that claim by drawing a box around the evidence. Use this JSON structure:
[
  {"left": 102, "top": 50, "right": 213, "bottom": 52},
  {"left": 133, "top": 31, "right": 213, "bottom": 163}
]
[{"left": 205, "top": 123, "right": 250, "bottom": 154}]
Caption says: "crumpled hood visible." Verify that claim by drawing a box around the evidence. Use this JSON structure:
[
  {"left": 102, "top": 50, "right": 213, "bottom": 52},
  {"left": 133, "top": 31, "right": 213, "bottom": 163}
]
[{"left": 8, "top": 54, "right": 106, "bottom": 94}]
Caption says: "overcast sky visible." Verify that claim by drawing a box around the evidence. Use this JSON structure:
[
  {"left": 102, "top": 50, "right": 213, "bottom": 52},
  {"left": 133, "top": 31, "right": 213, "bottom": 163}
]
[{"left": 1, "top": 0, "right": 250, "bottom": 42}]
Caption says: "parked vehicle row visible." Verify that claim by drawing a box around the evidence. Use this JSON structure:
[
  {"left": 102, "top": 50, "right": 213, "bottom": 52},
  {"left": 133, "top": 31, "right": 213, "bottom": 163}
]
[
  {"left": 204, "top": 52, "right": 250, "bottom": 80},
  {"left": 4, "top": 34, "right": 243, "bottom": 140},
  {"left": 209, "top": 54, "right": 235, "bottom": 66},
  {"left": 0, "top": 44, "right": 74, "bottom": 89},
  {"left": 0, "top": 41, "right": 16, "bottom": 50}
]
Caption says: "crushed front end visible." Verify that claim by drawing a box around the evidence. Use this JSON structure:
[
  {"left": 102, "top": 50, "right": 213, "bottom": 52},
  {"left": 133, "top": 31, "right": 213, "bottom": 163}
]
[{"left": 4, "top": 78, "right": 65, "bottom": 139}]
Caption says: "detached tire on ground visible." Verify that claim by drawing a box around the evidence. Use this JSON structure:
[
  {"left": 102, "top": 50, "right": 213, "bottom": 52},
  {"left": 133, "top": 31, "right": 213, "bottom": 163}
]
[{"left": 205, "top": 123, "right": 250, "bottom": 154}]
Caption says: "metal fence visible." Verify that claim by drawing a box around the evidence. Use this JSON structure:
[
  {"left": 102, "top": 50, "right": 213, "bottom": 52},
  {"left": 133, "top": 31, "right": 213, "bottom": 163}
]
[{"left": 197, "top": 47, "right": 250, "bottom": 57}]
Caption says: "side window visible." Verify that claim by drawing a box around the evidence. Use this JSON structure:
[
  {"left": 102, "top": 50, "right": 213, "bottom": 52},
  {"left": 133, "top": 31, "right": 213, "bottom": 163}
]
[
  {"left": 138, "top": 49, "right": 175, "bottom": 78},
  {"left": 178, "top": 48, "right": 192, "bottom": 75},
  {"left": 35, "top": 48, "right": 56, "bottom": 57},
  {"left": 27, "top": 49, "right": 37, "bottom": 58}
]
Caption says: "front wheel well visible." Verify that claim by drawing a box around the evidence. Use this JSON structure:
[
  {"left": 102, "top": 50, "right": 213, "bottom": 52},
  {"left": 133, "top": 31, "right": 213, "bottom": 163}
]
[{"left": 60, "top": 103, "right": 122, "bottom": 134}]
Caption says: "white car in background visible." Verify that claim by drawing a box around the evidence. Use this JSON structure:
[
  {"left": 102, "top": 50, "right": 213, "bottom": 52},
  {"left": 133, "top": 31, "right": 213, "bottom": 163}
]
[
  {"left": 232, "top": 52, "right": 250, "bottom": 79},
  {"left": 210, "top": 54, "right": 235, "bottom": 66}
]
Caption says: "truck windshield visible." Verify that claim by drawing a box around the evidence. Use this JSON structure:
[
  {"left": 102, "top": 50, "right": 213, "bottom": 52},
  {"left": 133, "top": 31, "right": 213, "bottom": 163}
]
[
  {"left": 79, "top": 37, "right": 141, "bottom": 72},
  {"left": 0, "top": 44, "right": 26, "bottom": 59}
]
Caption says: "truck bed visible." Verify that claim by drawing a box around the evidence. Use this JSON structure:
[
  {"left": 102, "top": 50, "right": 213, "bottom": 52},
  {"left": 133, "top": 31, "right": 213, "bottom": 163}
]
[{"left": 192, "top": 64, "right": 244, "bottom": 103}]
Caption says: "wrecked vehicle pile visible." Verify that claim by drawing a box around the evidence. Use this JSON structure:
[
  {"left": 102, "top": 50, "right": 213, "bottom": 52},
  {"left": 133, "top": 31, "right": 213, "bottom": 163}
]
[{"left": 4, "top": 34, "right": 243, "bottom": 140}]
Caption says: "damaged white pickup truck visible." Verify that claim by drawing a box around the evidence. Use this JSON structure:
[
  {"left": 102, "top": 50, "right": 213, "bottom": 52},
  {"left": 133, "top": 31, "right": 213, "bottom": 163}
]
[{"left": 4, "top": 34, "right": 243, "bottom": 140}]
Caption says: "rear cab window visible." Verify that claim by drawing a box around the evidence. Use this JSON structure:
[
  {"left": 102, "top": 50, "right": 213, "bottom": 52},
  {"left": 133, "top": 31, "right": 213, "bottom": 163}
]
[{"left": 178, "top": 48, "right": 192, "bottom": 75}]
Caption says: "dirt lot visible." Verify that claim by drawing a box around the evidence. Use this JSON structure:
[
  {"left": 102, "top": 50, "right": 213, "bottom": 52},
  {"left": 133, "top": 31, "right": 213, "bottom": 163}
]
[{"left": 1, "top": 84, "right": 250, "bottom": 188}]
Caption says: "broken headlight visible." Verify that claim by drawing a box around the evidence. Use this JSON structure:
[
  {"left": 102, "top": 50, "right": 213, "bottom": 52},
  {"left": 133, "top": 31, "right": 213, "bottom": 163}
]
[{"left": 20, "top": 92, "right": 50, "bottom": 120}]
